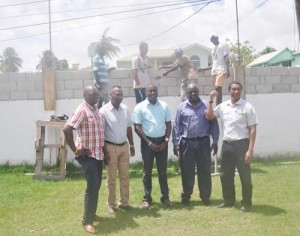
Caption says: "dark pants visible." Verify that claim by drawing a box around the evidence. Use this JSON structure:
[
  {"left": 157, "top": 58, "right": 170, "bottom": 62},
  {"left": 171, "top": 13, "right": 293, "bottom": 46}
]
[
  {"left": 180, "top": 137, "right": 211, "bottom": 201},
  {"left": 141, "top": 136, "right": 169, "bottom": 203},
  {"left": 220, "top": 139, "right": 252, "bottom": 207},
  {"left": 134, "top": 88, "right": 146, "bottom": 104},
  {"left": 76, "top": 156, "right": 103, "bottom": 225}
]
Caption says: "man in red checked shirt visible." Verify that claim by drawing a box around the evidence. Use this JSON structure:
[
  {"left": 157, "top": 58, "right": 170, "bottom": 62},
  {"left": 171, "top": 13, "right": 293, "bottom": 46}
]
[{"left": 63, "top": 85, "right": 105, "bottom": 234}]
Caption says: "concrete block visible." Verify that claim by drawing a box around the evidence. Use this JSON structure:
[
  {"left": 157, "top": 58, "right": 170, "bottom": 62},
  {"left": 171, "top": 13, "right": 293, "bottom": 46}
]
[
  {"left": 288, "top": 67, "right": 300, "bottom": 75},
  {"left": 57, "top": 90, "right": 73, "bottom": 99},
  {"left": 252, "top": 67, "right": 272, "bottom": 76},
  {"left": 167, "top": 87, "right": 180, "bottom": 96},
  {"left": 17, "top": 81, "right": 35, "bottom": 90},
  {"left": 120, "top": 78, "right": 132, "bottom": 87},
  {"left": 28, "top": 91, "right": 43, "bottom": 100},
  {"left": 0, "top": 82, "right": 17, "bottom": 91},
  {"left": 111, "top": 69, "right": 130, "bottom": 79},
  {"left": 56, "top": 80, "right": 65, "bottom": 90},
  {"left": 271, "top": 67, "right": 288, "bottom": 76},
  {"left": 65, "top": 80, "right": 83, "bottom": 89},
  {"left": 83, "top": 79, "right": 94, "bottom": 87},
  {"left": 203, "top": 85, "right": 215, "bottom": 95},
  {"left": 256, "top": 84, "right": 273, "bottom": 93},
  {"left": 110, "top": 78, "right": 121, "bottom": 87},
  {"left": 10, "top": 91, "right": 28, "bottom": 100},
  {"left": 56, "top": 71, "right": 73, "bottom": 80},
  {"left": 8, "top": 73, "right": 26, "bottom": 82},
  {"left": 281, "top": 75, "right": 298, "bottom": 84},
  {"left": 72, "top": 71, "right": 92, "bottom": 81},
  {"left": 73, "top": 89, "right": 83, "bottom": 99},
  {"left": 158, "top": 77, "right": 177, "bottom": 86},
  {"left": 273, "top": 84, "right": 290, "bottom": 93},
  {"left": 35, "top": 81, "right": 43, "bottom": 90},
  {"left": 128, "top": 88, "right": 135, "bottom": 97},
  {"left": 263, "top": 76, "right": 281, "bottom": 84},
  {"left": 122, "top": 87, "right": 130, "bottom": 97},
  {"left": 158, "top": 86, "right": 167, "bottom": 96},
  {"left": 26, "top": 72, "right": 42, "bottom": 81},
  {"left": 244, "top": 85, "right": 256, "bottom": 94},
  {"left": 198, "top": 77, "right": 212, "bottom": 86},
  {"left": 290, "top": 84, "right": 300, "bottom": 93},
  {"left": 246, "top": 76, "right": 260, "bottom": 85},
  {"left": 245, "top": 68, "right": 252, "bottom": 76},
  {"left": 0, "top": 91, "right": 10, "bottom": 100}
]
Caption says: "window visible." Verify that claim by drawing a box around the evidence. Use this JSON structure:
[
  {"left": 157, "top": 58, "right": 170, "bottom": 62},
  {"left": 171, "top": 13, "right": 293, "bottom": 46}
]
[{"left": 190, "top": 55, "right": 200, "bottom": 68}]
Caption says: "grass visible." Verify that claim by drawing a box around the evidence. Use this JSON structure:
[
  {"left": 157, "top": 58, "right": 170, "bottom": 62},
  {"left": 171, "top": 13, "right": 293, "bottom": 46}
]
[{"left": 0, "top": 156, "right": 299, "bottom": 236}]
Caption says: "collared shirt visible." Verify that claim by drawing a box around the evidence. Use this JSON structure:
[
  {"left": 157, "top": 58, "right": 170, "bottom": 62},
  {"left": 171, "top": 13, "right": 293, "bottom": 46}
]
[
  {"left": 132, "top": 98, "right": 172, "bottom": 138},
  {"left": 93, "top": 53, "right": 108, "bottom": 84},
  {"left": 211, "top": 42, "right": 230, "bottom": 75},
  {"left": 172, "top": 99, "right": 219, "bottom": 145},
  {"left": 132, "top": 55, "right": 151, "bottom": 88},
  {"left": 65, "top": 101, "right": 104, "bottom": 160},
  {"left": 174, "top": 55, "right": 198, "bottom": 81},
  {"left": 213, "top": 98, "right": 259, "bottom": 141},
  {"left": 99, "top": 102, "right": 132, "bottom": 144}
]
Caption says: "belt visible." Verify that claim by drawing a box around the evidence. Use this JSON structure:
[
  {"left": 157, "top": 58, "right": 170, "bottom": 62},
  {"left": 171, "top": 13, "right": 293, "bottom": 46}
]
[
  {"left": 182, "top": 136, "right": 208, "bottom": 141},
  {"left": 105, "top": 140, "right": 127, "bottom": 146}
]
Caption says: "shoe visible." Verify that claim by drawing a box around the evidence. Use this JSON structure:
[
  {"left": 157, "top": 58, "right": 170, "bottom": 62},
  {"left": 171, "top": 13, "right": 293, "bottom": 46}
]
[
  {"left": 107, "top": 206, "right": 115, "bottom": 214},
  {"left": 118, "top": 204, "right": 133, "bottom": 210},
  {"left": 181, "top": 199, "right": 190, "bottom": 205},
  {"left": 218, "top": 202, "right": 234, "bottom": 208},
  {"left": 241, "top": 205, "right": 251, "bottom": 212},
  {"left": 141, "top": 201, "right": 150, "bottom": 210},
  {"left": 83, "top": 224, "right": 96, "bottom": 234},
  {"left": 161, "top": 198, "right": 173, "bottom": 207},
  {"left": 202, "top": 198, "right": 211, "bottom": 206}
]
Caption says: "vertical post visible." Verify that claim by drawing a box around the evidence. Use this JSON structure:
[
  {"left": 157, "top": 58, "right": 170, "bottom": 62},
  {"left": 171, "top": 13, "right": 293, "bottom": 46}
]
[
  {"left": 235, "top": 0, "right": 241, "bottom": 64},
  {"left": 295, "top": 0, "right": 300, "bottom": 42},
  {"left": 48, "top": 0, "right": 52, "bottom": 55},
  {"left": 233, "top": 63, "right": 246, "bottom": 100}
]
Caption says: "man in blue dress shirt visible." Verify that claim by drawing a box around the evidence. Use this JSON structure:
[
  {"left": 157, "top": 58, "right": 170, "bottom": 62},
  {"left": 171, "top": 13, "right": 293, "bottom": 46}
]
[
  {"left": 172, "top": 83, "right": 219, "bottom": 205},
  {"left": 133, "top": 84, "right": 172, "bottom": 209}
]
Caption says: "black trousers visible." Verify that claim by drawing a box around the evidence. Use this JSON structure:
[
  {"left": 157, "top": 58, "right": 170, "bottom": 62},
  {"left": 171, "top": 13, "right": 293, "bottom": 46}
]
[
  {"left": 180, "top": 137, "right": 211, "bottom": 200},
  {"left": 76, "top": 157, "right": 103, "bottom": 225},
  {"left": 141, "top": 136, "right": 169, "bottom": 203},
  {"left": 134, "top": 88, "right": 146, "bottom": 104},
  {"left": 220, "top": 139, "right": 252, "bottom": 206}
]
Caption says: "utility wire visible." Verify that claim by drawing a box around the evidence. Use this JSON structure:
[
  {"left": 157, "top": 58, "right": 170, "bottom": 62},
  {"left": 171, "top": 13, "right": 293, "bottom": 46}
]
[
  {"left": 0, "top": 0, "right": 50, "bottom": 8},
  {"left": 0, "top": 1, "right": 208, "bottom": 42},
  {"left": 0, "top": 0, "right": 211, "bottom": 30}
]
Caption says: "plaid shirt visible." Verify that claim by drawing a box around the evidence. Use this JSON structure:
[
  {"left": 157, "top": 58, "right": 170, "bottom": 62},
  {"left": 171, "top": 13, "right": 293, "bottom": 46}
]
[{"left": 65, "top": 101, "right": 104, "bottom": 160}]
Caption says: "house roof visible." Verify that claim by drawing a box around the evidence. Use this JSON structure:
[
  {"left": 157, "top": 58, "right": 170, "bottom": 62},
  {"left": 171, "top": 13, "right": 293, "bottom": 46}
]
[
  {"left": 248, "top": 48, "right": 292, "bottom": 67},
  {"left": 117, "top": 43, "right": 211, "bottom": 62}
]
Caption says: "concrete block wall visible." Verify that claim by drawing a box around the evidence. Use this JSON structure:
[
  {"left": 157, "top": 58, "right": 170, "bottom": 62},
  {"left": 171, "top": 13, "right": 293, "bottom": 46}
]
[{"left": 1, "top": 67, "right": 300, "bottom": 101}]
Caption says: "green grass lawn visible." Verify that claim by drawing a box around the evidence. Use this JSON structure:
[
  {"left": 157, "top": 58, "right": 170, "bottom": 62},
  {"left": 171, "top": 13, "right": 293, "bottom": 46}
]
[{"left": 0, "top": 157, "right": 299, "bottom": 236}]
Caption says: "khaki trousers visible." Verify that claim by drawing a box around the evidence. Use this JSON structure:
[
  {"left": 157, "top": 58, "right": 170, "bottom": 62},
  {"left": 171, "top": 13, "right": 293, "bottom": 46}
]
[{"left": 106, "top": 143, "right": 130, "bottom": 207}]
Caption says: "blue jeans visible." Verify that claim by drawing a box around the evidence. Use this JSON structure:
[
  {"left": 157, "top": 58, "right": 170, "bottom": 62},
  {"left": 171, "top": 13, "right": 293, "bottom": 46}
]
[
  {"left": 141, "top": 136, "right": 169, "bottom": 203},
  {"left": 76, "top": 156, "right": 103, "bottom": 225},
  {"left": 179, "top": 137, "right": 211, "bottom": 200}
]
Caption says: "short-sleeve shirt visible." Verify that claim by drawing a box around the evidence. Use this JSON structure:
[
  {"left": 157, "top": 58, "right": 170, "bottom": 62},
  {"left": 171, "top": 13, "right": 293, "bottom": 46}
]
[
  {"left": 213, "top": 98, "right": 259, "bottom": 141},
  {"left": 174, "top": 55, "right": 198, "bottom": 81},
  {"left": 99, "top": 102, "right": 132, "bottom": 144},
  {"left": 211, "top": 42, "right": 230, "bottom": 76},
  {"left": 93, "top": 53, "right": 108, "bottom": 84},
  {"left": 132, "top": 99, "right": 172, "bottom": 138},
  {"left": 132, "top": 55, "right": 151, "bottom": 88},
  {"left": 65, "top": 101, "right": 104, "bottom": 160}
]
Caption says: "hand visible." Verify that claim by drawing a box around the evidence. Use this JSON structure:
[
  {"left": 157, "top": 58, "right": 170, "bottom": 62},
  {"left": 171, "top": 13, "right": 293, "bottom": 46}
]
[
  {"left": 129, "top": 147, "right": 135, "bottom": 157},
  {"left": 173, "top": 145, "right": 180, "bottom": 156},
  {"left": 158, "top": 142, "right": 167, "bottom": 151},
  {"left": 209, "top": 90, "right": 218, "bottom": 101},
  {"left": 75, "top": 148, "right": 91, "bottom": 157},
  {"left": 162, "top": 71, "right": 168, "bottom": 77},
  {"left": 210, "top": 143, "right": 218, "bottom": 155},
  {"left": 245, "top": 149, "right": 253, "bottom": 164}
]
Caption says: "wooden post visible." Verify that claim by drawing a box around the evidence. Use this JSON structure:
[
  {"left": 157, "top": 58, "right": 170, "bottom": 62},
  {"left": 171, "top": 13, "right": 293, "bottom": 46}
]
[
  {"left": 233, "top": 63, "right": 246, "bottom": 100},
  {"left": 43, "top": 67, "right": 56, "bottom": 110}
]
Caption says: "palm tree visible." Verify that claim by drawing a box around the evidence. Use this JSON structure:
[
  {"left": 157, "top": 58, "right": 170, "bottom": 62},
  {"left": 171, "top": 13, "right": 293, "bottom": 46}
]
[
  {"left": 0, "top": 47, "right": 23, "bottom": 73},
  {"left": 94, "top": 27, "right": 121, "bottom": 59},
  {"left": 36, "top": 50, "right": 58, "bottom": 71}
]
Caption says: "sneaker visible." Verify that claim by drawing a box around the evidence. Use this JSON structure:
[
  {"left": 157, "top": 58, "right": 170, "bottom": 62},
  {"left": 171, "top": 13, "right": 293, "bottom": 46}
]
[
  {"left": 141, "top": 201, "right": 150, "bottom": 210},
  {"left": 217, "top": 202, "right": 234, "bottom": 208},
  {"left": 107, "top": 206, "right": 115, "bottom": 214},
  {"left": 161, "top": 198, "right": 173, "bottom": 207},
  {"left": 240, "top": 205, "right": 251, "bottom": 212},
  {"left": 118, "top": 204, "right": 133, "bottom": 210}
]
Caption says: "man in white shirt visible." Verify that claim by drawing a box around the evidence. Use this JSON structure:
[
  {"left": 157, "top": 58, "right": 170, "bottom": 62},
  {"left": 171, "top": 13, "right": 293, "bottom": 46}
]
[{"left": 206, "top": 81, "right": 258, "bottom": 212}]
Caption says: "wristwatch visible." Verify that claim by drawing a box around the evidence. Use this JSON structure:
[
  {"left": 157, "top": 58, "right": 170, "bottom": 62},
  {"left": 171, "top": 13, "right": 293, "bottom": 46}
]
[{"left": 165, "top": 137, "right": 169, "bottom": 142}]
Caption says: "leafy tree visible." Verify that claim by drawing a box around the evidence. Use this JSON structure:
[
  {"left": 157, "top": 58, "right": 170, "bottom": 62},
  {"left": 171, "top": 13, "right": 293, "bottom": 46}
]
[
  {"left": 259, "top": 46, "right": 276, "bottom": 55},
  {"left": 225, "top": 39, "right": 258, "bottom": 66},
  {"left": 56, "top": 59, "right": 69, "bottom": 71},
  {"left": 0, "top": 47, "right": 23, "bottom": 73},
  {"left": 36, "top": 50, "right": 58, "bottom": 71},
  {"left": 92, "top": 27, "right": 121, "bottom": 59}
]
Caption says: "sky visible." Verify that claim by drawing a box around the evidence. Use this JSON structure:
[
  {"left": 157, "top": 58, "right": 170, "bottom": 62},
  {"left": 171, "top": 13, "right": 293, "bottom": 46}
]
[{"left": 0, "top": 0, "right": 297, "bottom": 72}]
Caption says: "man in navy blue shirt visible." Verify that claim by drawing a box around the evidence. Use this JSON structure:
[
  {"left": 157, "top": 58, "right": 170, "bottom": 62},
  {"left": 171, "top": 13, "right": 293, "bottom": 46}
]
[{"left": 172, "top": 83, "right": 219, "bottom": 205}]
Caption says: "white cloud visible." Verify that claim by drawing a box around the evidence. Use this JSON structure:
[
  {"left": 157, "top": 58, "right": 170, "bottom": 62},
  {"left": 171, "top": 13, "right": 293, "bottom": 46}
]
[{"left": 0, "top": 0, "right": 296, "bottom": 72}]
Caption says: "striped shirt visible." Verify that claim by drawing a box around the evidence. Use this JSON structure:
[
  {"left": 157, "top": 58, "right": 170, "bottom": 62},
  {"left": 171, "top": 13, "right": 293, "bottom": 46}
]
[
  {"left": 65, "top": 101, "right": 104, "bottom": 160},
  {"left": 93, "top": 53, "right": 108, "bottom": 84}
]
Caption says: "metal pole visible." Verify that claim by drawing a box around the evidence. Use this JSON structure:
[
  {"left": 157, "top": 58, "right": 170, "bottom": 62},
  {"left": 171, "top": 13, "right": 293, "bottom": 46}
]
[
  {"left": 235, "top": 0, "right": 240, "bottom": 64},
  {"left": 48, "top": 0, "right": 52, "bottom": 59}
]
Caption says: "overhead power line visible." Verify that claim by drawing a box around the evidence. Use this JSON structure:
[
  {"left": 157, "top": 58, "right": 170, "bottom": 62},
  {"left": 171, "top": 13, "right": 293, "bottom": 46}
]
[{"left": 0, "top": 0, "right": 49, "bottom": 8}]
